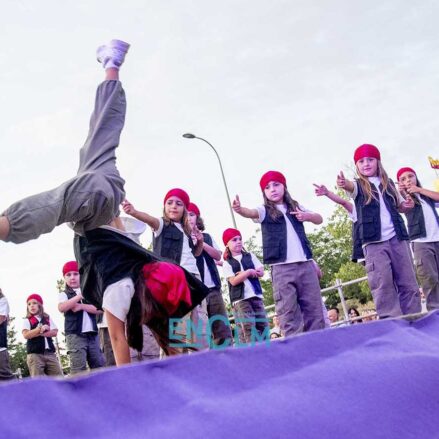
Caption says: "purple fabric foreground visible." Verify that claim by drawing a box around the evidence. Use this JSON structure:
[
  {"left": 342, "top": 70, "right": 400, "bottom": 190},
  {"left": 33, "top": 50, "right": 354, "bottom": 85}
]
[{"left": 2, "top": 312, "right": 439, "bottom": 438}]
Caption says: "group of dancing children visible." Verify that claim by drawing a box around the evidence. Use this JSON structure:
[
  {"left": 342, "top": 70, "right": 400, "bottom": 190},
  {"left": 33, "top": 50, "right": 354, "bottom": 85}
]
[{"left": 1, "top": 39, "right": 438, "bottom": 373}]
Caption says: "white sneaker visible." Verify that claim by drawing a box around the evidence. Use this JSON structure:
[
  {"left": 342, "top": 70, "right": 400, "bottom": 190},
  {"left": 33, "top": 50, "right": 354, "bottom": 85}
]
[{"left": 96, "top": 39, "right": 130, "bottom": 70}]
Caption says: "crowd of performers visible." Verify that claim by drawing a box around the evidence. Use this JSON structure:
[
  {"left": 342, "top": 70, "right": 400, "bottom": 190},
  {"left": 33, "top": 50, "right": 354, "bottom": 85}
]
[{"left": 0, "top": 39, "right": 438, "bottom": 380}]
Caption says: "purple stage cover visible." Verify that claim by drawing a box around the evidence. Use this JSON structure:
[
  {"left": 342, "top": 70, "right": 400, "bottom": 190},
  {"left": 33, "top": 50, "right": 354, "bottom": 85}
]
[{"left": 2, "top": 312, "right": 439, "bottom": 438}]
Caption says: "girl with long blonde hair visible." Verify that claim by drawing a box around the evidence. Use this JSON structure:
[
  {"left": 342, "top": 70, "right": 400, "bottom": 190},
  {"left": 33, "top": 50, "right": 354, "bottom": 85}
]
[{"left": 337, "top": 144, "right": 421, "bottom": 318}]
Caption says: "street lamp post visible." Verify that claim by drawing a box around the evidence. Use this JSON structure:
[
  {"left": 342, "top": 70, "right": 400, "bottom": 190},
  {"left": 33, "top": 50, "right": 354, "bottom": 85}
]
[{"left": 183, "top": 133, "right": 237, "bottom": 228}]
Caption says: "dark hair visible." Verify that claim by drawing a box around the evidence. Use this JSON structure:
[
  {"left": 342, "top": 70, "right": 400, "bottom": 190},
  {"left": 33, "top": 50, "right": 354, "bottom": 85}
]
[
  {"left": 196, "top": 216, "right": 205, "bottom": 232},
  {"left": 348, "top": 307, "right": 362, "bottom": 323},
  {"left": 126, "top": 269, "right": 194, "bottom": 356},
  {"left": 263, "top": 186, "right": 300, "bottom": 221},
  {"left": 406, "top": 176, "right": 423, "bottom": 205},
  {"left": 348, "top": 307, "right": 360, "bottom": 317},
  {"left": 329, "top": 307, "right": 339, "bottom": 315}
]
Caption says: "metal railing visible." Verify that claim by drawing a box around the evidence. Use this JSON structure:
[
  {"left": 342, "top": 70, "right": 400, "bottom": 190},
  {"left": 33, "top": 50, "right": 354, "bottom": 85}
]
[{"left": 321, "top": 276, "right": 377, "bottom": 326}]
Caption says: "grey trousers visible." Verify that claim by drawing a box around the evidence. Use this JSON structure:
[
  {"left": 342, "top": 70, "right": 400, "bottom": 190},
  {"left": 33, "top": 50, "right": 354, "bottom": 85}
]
[
  {"left": 0, "top": 350, "right": 14, "bottom": 380},
  {"left": 233, "top": 296, "right": 268, "bottom": 344},
  {"left": 413, "top": 241, "right": 439, "bottom": 311},
  {"left": 130, "top": 325, "right": 160, "bottom": 362},
  {"left": 364, "top": 236, "right": 421, "bottom": 318},
  {"left": 66, "top": 333, "right": 104, "bottom": 375},
  {"left": 272, "top": 260, "right": 325, "bottom": 337},
  {"left": 2, "top": 80, "right": 126, "bottom": 243},
  {"left": 206, "top": 287, "right": 233, "bottom": 346},
  {"left": 98, "top": 327, "right": 116, "bottom": 367}
]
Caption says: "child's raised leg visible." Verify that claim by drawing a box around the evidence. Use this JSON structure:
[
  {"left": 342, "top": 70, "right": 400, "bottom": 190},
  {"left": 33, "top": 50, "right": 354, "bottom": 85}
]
[
  {"left": 77, "top": 41, "right": 129, "bottom": 176},
  {"left": 1, "top": 40, "right": 130, "bottom": 244},
  {"left": 63, "top": 40, "right": 130, "bottom": 234}
]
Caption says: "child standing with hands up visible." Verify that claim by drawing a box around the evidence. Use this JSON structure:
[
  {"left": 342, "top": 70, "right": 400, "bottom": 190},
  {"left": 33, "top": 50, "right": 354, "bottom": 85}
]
[
  {"left": 397, "top": 167, "right": 439, "bottom": 311},
  {"left": 233, "top": 171, "right": 325, "bottom": 337},
  {"left": 222, "top": 228, "right": 268, "bottom": 343},
  {"left": 337, "top": 144, "right": 421, "bottom": 318},
  {"left": 22, "top": 294, "right": 62, "bottom": 377},
  {"left": 122, "top": 189, "right": 209, "bottom": 349}
]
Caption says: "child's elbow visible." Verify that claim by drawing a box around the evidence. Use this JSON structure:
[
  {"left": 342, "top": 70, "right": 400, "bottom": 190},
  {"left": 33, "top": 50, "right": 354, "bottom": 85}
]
[
  {"left": 314, "top": 214, "right": 323, "bottom": 225},
  {"left": 228, "top": 278, "right": 238, "bottom": 287}
]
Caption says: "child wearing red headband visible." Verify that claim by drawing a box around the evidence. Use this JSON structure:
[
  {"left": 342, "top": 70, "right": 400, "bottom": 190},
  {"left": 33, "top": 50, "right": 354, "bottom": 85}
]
[
  {"left": 397, "top": 167, "right": 439, "bottom": 311},
  {"left": 336, "top": 144, "right": 421, "bottom": 318},
  {"left": 122, "top": 188, "right": 204, "bottom": 271},
  {"left": 187, "top": 202, "right": 233, "bottom": 347},
  {"left": 22, "top": 294, "right": 62, "bottom": 377},
  {"left": 222, "top": 228, "right": 268, "bottom": 343},
  {"left": 232, "top": 171, "right": 325, "bottom": 337},
  {"left": 122, "top": 190, "right": 208, "bottom": 350},
  {"left": 58, "top": 261, "right": 103, "bottom": 374}
]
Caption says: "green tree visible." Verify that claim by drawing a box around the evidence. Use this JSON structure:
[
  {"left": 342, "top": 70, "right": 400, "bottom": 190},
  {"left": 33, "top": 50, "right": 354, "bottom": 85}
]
[
  {"left": 333, "top": 262, "right": 371, "bottom": 304},
  {"left": 56, "top": 336, "right": 70, "bottom": 375},
  {"left": 55, "top": 279, "right": 70, "bottom": 374},
  {"left": 56, "top": 279, "right": 65, "bottom": 293},
  {"left": 308, "top": 205, "right": 353, "bottom": 287}
]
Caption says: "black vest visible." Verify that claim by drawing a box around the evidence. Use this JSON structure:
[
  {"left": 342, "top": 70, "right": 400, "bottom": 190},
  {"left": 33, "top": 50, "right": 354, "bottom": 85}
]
[
  {"left": 0, "top": 321, "right": 7, "bottom": 349},
  {"left": 74, "top": 228, "right": 209, "bottom": 320},
  {"left": 353, "top": 179, "right": 408, "bottom": 246},
  {"left": 63, "top": 286, "right": 97, "bottom": 335},
  {"left": 153, "top": 222, "right": 195, "bottom": 264},
  {"left": 260, "top": 206, "right": 313, "bottom": 264},
  {"left": 226, "top": 252, "right": 263, "bottom": 304},
  {"left": 405, "top": 195, "right": 439, "bottom": 240},
  {"left": 351, "top": 221, "right": 364, "bottom": 262},
  {"left": 26, "top": 316, "right": 56, "bottom": 354},
  {"left": 195, "top": 233, "right": 221, "bottom": 289}
]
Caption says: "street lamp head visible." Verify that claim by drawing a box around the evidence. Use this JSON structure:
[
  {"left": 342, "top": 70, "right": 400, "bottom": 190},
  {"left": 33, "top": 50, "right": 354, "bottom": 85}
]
[{"left": 183, "top": 133, "right": 196, "bottom": 139}]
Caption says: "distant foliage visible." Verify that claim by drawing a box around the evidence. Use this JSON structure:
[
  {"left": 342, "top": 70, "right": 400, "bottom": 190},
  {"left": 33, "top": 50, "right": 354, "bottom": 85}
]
[{"left": 7, "top": 317, "right": 29, "bottom": 377}]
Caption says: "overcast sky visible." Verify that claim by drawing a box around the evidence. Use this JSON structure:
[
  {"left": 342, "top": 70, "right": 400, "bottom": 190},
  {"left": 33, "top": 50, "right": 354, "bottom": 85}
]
[{"left": 1, "top": 0, "right": 438, "bottom": 338}]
